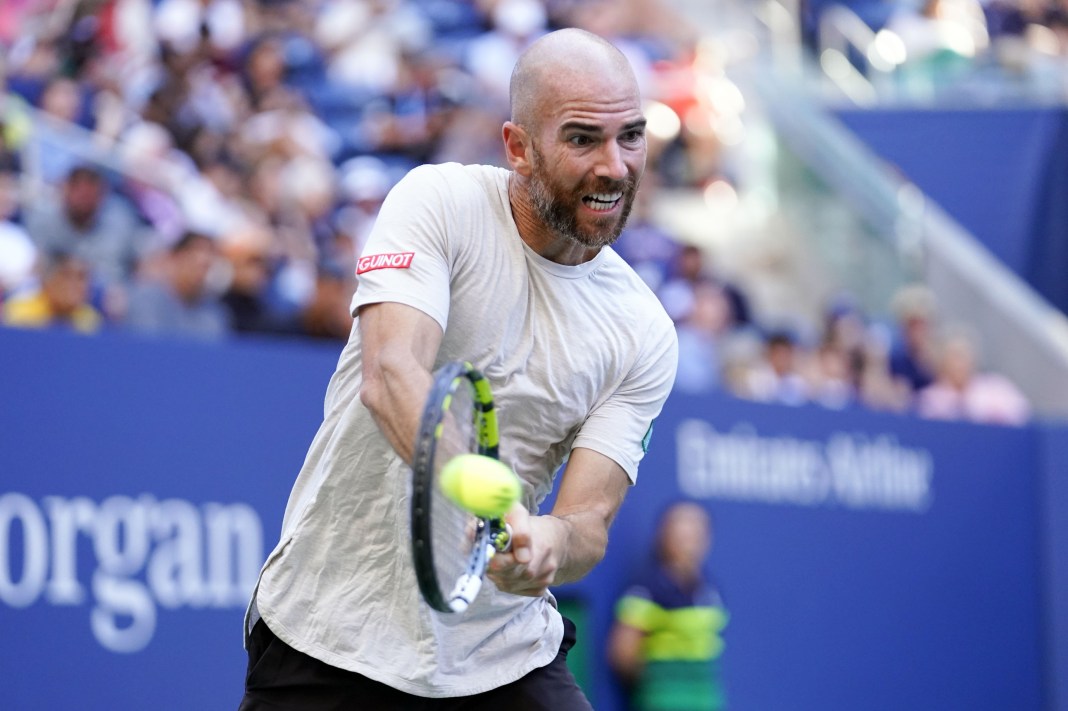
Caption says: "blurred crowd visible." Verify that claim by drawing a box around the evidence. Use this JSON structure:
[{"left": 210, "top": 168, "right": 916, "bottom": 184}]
[
  {"left": 651, "top": 244, "right": 1033, "bottom": 426},
  {"left": 0, "top": 0, "right": 1032, "bottom": 425},
  {"left": 0, "top": 0, "right": 704, "bottom": 338},
  {"left": 806, "top": 0, "right": 1068, "bottom": 94}
]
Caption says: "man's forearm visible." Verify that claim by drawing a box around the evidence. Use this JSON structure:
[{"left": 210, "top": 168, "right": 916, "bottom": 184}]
[
  {"left": 545, "top": 509, "right": 612, "bottom": 587},
  {"left": 356, "top": 303, "right": 442, "bottom": 464},
  {"left": 359, "top": 355, "right": 432, "bottom": 464}
]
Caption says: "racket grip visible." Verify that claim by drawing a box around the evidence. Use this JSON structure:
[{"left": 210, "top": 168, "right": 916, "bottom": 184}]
[{"left": 490, "top": 521, "right": 512, "bottom": 553}]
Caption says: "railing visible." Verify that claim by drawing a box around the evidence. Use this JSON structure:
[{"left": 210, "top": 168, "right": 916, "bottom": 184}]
[
  {"left": 746, "top": 66, "right": 1068, "bottom": 418},
  {"left": 816, "top": 4, "right": 909, "bottom": 105},
  {"left": 12, "top": 97, "right": 180, "bottom": 193}
]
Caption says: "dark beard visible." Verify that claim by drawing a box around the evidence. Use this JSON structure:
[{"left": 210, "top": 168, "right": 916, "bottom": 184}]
[{"left": 528, "top": 145, "right": 638, "bottom": 249}]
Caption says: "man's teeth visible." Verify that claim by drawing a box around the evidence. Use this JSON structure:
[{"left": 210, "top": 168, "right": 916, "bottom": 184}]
[{"left": 584, "top": 192, "right": 623, "bottom": 210}]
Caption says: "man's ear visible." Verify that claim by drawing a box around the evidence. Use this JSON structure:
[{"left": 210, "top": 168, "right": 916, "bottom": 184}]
[{"left": 502, "top": 122, "right": 532, "bottom": 176}]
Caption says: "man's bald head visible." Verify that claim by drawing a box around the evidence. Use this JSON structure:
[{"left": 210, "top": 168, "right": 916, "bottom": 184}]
[{"left": 509, "top": 29, "right": 637, "bottom": 131}]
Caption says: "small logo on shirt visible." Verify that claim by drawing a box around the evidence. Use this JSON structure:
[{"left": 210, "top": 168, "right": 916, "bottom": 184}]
[
  {"left": 357, "top": 252, "right": 415, "bottom": 274},
  {"left": 642, "top": 421, "right": 655, "bottom": 454}
]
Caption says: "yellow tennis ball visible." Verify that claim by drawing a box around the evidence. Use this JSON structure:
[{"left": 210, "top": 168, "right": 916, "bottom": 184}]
[{"left": 440, "top": 454, "right": 521, "bottom": 518}]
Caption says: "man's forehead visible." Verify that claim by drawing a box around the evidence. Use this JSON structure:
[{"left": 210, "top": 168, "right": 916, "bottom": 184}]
[
  {"left": 510, "top": 30, "right": 643, "bottom": 131},
  {"left": 538, "top": 71, "right": 642, "bottom": 125},
  {"left": 545, "top": 97, "right": 645, "bottom": 132}
]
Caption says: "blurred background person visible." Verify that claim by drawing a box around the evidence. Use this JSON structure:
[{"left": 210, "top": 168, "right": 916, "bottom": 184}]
[
  {"left": 282, "top": 258, "right": 356, "bottom": 341},
  {"left": 23, "top": 163, "right": 149, "bottom": 319},
  {"left": 916, "top": 325, "right": 1032, "bottom": 425},
  {"left": 744, "top": 328, "right": 810, "bottom": 406},
  {"left": 883, "top": 0, "right": 990, "bottom": 90},
  {"left": 2, "top": 249, "right": 102, "bottom": 334},
  {"left": 673, "top": 281, "right": 736, "bottom": 395},
  {"left": 612, "top": 175, "right": 684, "bottom": 293},
  {"left": 887, "top": 283, "right": 940, "bottom": 396},
  {"left": 608, "top": 500, "right": 729, "bottom": 711},
  {"left": 218, "top": 223, "right": 284, "bottom": 335},
  {"left": 123, "top": 230, "right": 229, "bottom": 340}
]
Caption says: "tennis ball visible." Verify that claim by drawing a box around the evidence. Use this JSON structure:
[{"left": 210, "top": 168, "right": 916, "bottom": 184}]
[{"left": 440, "top": 454, "right": 521, "bottom": 518}]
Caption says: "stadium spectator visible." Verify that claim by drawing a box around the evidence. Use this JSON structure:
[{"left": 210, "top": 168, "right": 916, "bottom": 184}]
[
  {"left": 719, "top": 328, "right": 768, "bottom": 400},
  {"left": 266, "top": 154, "right": 340, "bottom": 315},
  {"left": 464, "top": 0, "right": 548, "bottom": 111},
  {"left": 218, "top": 224, "right": 283, "bottom": 335},
  {"left": 855, "top": 326, "right": 913, "bottom": 413},
  {"left": 153, "top": 0, "right": 249, "bottom": 60},
  {"left": 334, "top": 154, "right": 392, "bottom": 261},
  {"left": 744, "top": 329, "right": 810, "bottom": 406},
  {"left": 283, "top": 259, "right": 355, "bottom": 341},
  {"left": 887, "top": 283, "right": 939, "bottom": 393},
  {"left": 608, "top": 500, "right": 729, "bottom": 711},
  {"left": 23, "top": 163, "right": 148, "bottom": 315},
  {"left": 807, "top": 337, "right": 857, "bottom": 409},
  {"left": 116, "top": 121, "right": 196, "bottom": 247},
  {"left": 883, "top": 0, "right": 990, "bottom": 79},
  {"left": 2, "top": 250, "right": 102, "bottom": 334},
  {"left": 807, "top": 298, "right": 871, "bottom": 409},
  {"left": 916, "top": 326, "right": 1031, "bottom": 425},
  {"left": 313, "top": 0, "right": 433, "bottom": 98},
  {"left": 124, "top": 230, "right": 230, "bottom": 340},
  {"left": 673, "top": 281, "right": 735, "bottom": 394},
  {"left": 30, "top": 76, "right": 93, "bottom": 181},
  {"left": 612, "top": 175, "right": 684, "bottom": 292},
  {"left": 658, "top": 244, "right": 752, "bottom": 329},
  {"left": 32, "top": 57, "right": 74, "bottom": 115},
  {"left": 241, "top": 34, "right": 294, "bottom": 112}
]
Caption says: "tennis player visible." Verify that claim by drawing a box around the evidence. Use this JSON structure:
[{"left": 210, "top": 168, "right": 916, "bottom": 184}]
[{"left": 239, "top": 28, "right": 678, "bottom": 710}]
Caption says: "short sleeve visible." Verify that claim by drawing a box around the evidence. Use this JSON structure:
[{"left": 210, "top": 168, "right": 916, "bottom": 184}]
[
  {"left": 572, "top": 322, "right": 678, "bottom": 482},
  {"left": 350, "top": 165, "right": 454, "bottom": 330}
]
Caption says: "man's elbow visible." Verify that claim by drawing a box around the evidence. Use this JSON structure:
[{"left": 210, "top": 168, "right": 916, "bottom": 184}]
[{"left": 359, "top": 367, "right": 387, "bottom": 417}]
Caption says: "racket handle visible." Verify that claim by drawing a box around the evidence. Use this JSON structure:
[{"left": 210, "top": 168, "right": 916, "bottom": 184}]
[{"left": 490, "top": 520, "right": 512, "bottom": 554}]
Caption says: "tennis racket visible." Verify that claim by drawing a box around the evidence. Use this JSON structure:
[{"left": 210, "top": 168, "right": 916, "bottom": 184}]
[{"left": 410, "top": 360, "right": 512, "bottom": 613}]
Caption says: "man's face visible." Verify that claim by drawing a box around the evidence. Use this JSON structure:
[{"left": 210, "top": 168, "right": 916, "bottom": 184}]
[
  {"left": 524, "top": 73, "right": 647, "bottom": 249},
  {"left": 527, "top": 141, "right": 640, "bottom": 249}
]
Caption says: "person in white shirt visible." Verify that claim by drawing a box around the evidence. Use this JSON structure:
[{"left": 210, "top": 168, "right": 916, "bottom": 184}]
[{"left": 239, "top": 28, "right": 678, "bottom": 711}]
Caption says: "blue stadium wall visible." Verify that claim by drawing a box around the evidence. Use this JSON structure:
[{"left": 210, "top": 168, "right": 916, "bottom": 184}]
[
  {"left": 1, "top": 327, "right": 1065, "bottom": 711},
  {"left": 837, "top": 106, "right": 1068, "bottom": 317}
]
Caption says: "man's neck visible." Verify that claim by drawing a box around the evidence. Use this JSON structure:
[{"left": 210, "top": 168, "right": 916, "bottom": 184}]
[{"left": 507, "top": 174, "right": 600, "bottom": 267}]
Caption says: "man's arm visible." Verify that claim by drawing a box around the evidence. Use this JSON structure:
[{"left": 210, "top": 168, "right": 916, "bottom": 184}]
[
  {"left": 488, "top": 446, "right": 630, "bottom": 596},
  {"left": 357, "top": 301, "right": 443, "bottom": 464}
]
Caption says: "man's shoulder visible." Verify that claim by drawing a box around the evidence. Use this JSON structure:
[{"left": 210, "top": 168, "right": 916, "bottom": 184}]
[
  {"left": 401, "top": 163, "right": 506, "bottom": 199},
  {"left": 600, "top": 249, "right": 675, "bottom": 329}
]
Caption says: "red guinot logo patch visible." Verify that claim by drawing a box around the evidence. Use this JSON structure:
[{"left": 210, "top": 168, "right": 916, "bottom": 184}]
[{"left": 356, "top": 252, "right": 415, "bottom": 274}]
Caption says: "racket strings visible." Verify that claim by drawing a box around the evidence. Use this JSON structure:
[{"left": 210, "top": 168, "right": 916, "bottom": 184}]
[{"left": 429, "top": 378, "right": 483, "bottom": 601}]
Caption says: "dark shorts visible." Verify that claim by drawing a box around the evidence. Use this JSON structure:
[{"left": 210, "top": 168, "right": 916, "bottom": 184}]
[{"left": 238, "top": 616, "right": 593, "bottom": 711}]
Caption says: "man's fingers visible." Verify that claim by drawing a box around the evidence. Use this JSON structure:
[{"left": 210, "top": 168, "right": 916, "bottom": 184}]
[{"left": 503, "top": 502, "right": 532, "bottom": 564}]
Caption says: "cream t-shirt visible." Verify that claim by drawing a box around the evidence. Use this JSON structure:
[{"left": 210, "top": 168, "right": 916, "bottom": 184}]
[{"left": 250, "top": 163, "right": 678, "bottom": 697}]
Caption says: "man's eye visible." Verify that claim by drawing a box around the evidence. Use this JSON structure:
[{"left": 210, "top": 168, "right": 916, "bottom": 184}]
[
  {"left": 622, "top": 130, "right": 645, "bottom": 143},
  {"left": 570, "top": 135, "right": 593, "bottom": 146}
]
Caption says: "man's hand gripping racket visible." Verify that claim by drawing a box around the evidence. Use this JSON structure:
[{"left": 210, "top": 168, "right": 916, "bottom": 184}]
[{"left": 409, "top": 361, "right": 521, "bottom": 613}]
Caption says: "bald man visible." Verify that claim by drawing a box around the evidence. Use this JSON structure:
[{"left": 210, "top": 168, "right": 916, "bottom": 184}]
[{"left": 239, "top": 28, "right": 678, "bottom": 710}]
